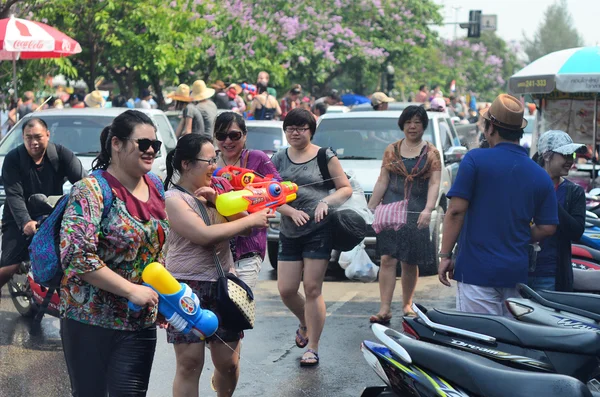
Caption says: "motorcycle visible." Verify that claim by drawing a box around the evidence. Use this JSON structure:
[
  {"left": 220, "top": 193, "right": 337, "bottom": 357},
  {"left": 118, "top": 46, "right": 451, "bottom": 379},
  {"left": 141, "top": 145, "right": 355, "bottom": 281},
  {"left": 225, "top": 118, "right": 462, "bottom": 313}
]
[
  {"left": 572, "top": 244, "right": 600, "bottom": 292},
  {"left": 400, "top": 303, "right": 600, "bottom": 393},
  {"left": 5, "top": 194, "right": 61, "bottom": 323},
  {"left": 361, "top": 323, "right": 596, "bottom": 397},
  {"left": 506, "top": 283, "right": 600, "bottom": 335}
]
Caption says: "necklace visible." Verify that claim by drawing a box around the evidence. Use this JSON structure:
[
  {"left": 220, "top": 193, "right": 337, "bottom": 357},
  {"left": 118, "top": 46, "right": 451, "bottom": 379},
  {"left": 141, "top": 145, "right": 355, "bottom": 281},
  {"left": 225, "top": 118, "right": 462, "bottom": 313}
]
[
  {"left": 220, "top": 152, "right": 241, "bottom": 167},
  {"left": 404, "top": 140, "right": 423, "bottom": 152}
]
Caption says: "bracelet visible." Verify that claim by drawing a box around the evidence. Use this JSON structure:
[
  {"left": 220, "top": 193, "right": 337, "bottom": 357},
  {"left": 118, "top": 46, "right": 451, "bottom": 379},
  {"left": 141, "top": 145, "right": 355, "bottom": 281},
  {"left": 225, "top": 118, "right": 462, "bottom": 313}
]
[
  {"left": 318, "top": 199, "right": 329, "bottom": 206},
  {"left": 438, "top": 252, "right": 452, "bottom": 259}
]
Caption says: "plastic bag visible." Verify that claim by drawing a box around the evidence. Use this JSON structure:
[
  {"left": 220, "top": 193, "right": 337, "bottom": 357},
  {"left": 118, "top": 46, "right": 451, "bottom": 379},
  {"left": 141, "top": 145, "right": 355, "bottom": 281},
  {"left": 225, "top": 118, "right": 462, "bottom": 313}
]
[
  {"left": 338, "top": 240, "right": 365, "bottom": 269},
  {"left": 336, "top": 171, "right": 374, "bottom": 225},
  {"left": 345, "top": 245, "right": 379, "bottom": 282}
]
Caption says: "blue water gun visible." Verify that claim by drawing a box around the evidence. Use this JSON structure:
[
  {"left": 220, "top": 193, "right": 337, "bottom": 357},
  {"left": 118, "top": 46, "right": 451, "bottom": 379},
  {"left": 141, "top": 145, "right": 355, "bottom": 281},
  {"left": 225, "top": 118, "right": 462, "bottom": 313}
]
[{"left": 128, "top": 262, "right": 218, "bottom": 339}]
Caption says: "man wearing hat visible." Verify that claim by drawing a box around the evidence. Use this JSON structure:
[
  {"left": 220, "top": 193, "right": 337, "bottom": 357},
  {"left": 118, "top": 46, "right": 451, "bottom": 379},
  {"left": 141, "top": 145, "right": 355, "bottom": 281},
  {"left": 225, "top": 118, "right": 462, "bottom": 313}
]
[
  {"left": 168, "top": 84, "right": 205, "bottom": 138},
  {"left": 191, "top": 80, "right": 217, "bottom": 138},
  {"left": 438, "top": 94, "right": 559, "bottom": 316},
  {"left": 371, "top": 92, "right": 394, "bottom": 111},
  {"left": 84, "top": 90, "right": 106, "bottom": 108},
  {"left": 212, "top": 80, "right": 233, "bottom": 110}
]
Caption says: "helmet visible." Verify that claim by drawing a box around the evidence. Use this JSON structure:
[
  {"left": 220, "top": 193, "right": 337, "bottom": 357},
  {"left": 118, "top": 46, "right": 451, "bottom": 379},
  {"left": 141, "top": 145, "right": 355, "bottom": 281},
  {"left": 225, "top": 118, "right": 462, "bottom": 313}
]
[{"left": 430, "top": 97, "right": 446, "bottom": 112}]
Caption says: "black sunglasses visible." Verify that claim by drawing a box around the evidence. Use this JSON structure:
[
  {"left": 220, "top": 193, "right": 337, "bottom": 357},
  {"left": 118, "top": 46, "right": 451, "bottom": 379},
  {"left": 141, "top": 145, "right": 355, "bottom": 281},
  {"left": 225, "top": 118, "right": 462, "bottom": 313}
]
[
  {"left": 127, "top": 138, "right": 162, "bottom": 153},
  {"left": 215, "top": 130, "right": 244, "bottom": 141}
]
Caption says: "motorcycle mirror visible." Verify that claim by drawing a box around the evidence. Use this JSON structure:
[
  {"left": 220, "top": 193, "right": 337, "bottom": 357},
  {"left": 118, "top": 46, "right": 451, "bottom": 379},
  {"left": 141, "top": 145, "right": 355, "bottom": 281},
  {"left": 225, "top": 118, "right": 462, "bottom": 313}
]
[{"left": 371, "top": 324, "right": 413, "bottom": 364}]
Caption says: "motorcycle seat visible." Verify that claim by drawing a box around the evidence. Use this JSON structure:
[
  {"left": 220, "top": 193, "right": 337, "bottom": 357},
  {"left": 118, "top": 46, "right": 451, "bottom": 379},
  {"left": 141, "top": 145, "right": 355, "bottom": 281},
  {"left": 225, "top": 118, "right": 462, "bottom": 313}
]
[
  {"left": 572, "top": 244, "right": 600, "bottom": 262},
  {"left": 388, "top": 332, "right": 593, "bottom": 397},
  {"left": 537, "top": 290, "right": 600, "bottom": 317},
  {"left": 586, "top": 217, "right": 600, "bottom": 228},
  {"left": 427, "top": 309, "right": 600, "bottom": 356}
]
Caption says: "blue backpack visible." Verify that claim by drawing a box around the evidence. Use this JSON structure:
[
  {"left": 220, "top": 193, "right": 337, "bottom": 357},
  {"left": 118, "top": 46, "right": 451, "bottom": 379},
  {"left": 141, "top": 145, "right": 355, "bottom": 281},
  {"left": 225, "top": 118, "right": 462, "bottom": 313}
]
[{"left": 30, "top": 170, "right": 165, "bottom": 287}]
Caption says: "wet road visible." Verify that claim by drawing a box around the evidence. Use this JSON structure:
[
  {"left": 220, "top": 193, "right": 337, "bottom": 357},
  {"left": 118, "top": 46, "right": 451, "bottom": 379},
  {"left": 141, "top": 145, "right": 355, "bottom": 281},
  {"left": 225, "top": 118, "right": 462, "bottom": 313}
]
[{"left": 0, "top": 261, "right": 455, "bottom": 397}]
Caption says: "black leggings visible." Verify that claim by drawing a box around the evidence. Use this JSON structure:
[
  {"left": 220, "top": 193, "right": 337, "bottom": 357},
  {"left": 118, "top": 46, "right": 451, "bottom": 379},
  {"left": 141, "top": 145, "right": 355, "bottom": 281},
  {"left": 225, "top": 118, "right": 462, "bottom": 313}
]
[{"left": 60, "top": 319, "right": 157, "bottom": 397}]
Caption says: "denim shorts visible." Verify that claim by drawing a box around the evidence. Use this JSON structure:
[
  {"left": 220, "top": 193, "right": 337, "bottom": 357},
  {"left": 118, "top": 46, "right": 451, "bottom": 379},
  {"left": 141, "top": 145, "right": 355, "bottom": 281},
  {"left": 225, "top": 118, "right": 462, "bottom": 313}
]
[{"left": 278, "top": 225, "right": 333, "bottom": 262}]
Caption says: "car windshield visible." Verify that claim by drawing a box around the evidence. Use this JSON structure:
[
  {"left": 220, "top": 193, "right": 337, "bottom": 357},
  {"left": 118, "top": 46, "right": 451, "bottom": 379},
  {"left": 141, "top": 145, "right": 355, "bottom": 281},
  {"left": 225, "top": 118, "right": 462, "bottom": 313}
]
[
  {"left": 0, "top": 115, "right": 114, "bottom": 156},
  {"left": 246, "top": 125, "right": 285, "bottom": 154},
  {"left": 313, "top": 117, "right": 434, "bottom": 160}
]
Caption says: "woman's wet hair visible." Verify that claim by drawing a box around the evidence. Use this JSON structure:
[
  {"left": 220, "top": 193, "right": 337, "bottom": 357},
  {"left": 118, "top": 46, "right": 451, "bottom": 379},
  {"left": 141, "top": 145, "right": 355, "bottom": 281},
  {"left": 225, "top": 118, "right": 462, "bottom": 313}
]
[
  {"left": 398, "top": 105, "right": 428, "bottom": 131},
  {"left": 22, "top": 117, "right": 48, "bottom": 133},
  {"left": 257, "top": 82, "right": 268, "bottom": 94},
  {"left": 283, "top": 108, "right": 317, "bottom": 138},
  {"left": 92, "top": 110, "right": 156, "bottom": 171},
  {"left": 214, "top": 111, "right": 247, "bottom": 137},
  {"left": 164, "top": 134, "right": 213, "bottom": 189}
]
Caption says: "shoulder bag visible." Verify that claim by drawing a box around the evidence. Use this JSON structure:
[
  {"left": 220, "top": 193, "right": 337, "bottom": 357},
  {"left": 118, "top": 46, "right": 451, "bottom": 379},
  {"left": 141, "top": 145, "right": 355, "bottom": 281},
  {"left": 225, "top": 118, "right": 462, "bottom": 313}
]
[{"left": 173, "top": 185, "right": 255, "bottom": 331}]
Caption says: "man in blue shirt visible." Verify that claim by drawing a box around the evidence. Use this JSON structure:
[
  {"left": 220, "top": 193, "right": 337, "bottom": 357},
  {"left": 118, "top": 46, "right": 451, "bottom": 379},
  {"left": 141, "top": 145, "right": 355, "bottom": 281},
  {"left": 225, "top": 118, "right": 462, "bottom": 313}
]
[{"left": 438, "top": 94, "right": 558, "bottom": 316}]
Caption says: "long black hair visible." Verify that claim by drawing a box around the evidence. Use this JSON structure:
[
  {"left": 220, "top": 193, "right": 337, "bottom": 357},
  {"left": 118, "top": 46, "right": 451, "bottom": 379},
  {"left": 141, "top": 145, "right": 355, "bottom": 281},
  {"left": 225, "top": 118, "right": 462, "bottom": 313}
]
[
  {"left": 164, "top": 134, "right": 213, "bottom": 189},
  {"left": 92, "top": 110, "right": 156, "bottom": 171},
  {"left": 214, "top": 111, "right": 247, "bottom": 137}
]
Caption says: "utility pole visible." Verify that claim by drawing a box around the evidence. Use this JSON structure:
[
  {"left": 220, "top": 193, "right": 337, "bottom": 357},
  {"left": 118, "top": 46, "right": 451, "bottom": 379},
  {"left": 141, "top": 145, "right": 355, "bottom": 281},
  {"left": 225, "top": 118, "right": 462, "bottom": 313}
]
[{"left": 453, "top": 5, "right": 461, "bottom": 40}]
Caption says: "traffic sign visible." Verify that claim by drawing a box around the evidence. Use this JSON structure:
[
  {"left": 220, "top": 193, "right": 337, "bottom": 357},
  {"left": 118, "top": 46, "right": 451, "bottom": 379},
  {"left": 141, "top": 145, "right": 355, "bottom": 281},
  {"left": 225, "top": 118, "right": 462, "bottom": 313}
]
[
  {"left": 467, "top": 10, "right": 481, "bottom": 38},
  {"left": 481, "top": 15, "right": 497, "bottom": 31}
]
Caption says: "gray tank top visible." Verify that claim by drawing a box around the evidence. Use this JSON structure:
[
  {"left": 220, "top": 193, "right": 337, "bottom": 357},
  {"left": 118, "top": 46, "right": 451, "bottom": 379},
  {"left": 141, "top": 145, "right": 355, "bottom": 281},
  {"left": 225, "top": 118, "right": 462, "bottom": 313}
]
[{"left": 271, "top": 147, "right": 335, "bottom": 238}]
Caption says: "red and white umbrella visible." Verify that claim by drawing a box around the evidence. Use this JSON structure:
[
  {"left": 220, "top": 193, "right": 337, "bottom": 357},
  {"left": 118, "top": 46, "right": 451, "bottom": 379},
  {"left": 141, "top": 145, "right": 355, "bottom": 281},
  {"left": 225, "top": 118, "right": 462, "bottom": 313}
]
[{"left": 0, "top": 16, "right": 81, "bottom": 98}]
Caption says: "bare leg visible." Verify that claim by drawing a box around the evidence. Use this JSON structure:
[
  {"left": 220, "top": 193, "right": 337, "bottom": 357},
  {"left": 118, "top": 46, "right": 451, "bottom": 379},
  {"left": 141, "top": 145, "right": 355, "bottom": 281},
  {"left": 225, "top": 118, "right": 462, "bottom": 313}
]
[
  {"left": 301, "top": 258, "right": 328, "bottom": 363},
  {"left": 211, "top": 340, "right": 241, "bottom": 397},
  {"left": 277, "top": 260, "right": 307, "bottom": 338},
  {"left": 173, "top": 342, "right": 205, "bottom": 397},
  {"left": 401, "top": 262, "right": 419, "bottom": 314},
  {"left": 375, "top": 255, "right": 398, "bottom": 317},
  {"left": 0, "top": 264, "right": 19, "bottom": 291}
]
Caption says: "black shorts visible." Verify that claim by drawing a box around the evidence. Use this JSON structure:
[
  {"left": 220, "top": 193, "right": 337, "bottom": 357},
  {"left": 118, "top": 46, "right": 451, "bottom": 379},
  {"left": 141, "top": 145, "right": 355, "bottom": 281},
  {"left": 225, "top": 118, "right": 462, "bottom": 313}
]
[
  {"left": 0, "top": 222, "right": 30, "bottom": 268},
  {"left": 278, "top": 224, "right": 333, "bottom": 262}
]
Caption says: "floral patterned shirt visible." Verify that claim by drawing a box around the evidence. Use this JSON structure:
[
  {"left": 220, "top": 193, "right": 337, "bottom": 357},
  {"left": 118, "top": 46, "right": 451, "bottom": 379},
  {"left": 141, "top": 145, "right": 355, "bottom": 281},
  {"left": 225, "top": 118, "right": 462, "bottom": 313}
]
[{"left": 60, "top": 173, "right": 168, "bottom": 331}]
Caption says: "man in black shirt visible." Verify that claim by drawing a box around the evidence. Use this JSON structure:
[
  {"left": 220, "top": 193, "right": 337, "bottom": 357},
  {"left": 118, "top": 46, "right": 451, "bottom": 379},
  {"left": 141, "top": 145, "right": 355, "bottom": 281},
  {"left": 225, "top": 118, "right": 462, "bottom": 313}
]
[{"left": 0, "top": 118, "right": 86, "bottom": 292}]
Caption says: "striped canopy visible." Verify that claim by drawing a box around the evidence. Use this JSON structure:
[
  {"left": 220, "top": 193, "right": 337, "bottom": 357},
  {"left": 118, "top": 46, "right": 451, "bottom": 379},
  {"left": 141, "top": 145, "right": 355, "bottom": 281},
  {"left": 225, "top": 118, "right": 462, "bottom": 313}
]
[{"left": 509, "top": 47, "right": 600, "bottom": 95}]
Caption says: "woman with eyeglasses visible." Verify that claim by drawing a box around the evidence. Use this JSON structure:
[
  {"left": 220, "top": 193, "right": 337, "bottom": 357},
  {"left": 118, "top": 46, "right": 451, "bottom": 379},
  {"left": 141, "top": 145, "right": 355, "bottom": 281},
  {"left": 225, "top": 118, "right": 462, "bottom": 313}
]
[
  {"left": 59, "top": 110, "right": 168, "bottom": 396},
  {"left": 214, "top": 111, "right": 282, "bottom": 289},
  {"left": 271, "top": 108, "right": 352, "bottom": 367},
  {"left": 163, "top": 134, "right": 274, "bottom": 397}
]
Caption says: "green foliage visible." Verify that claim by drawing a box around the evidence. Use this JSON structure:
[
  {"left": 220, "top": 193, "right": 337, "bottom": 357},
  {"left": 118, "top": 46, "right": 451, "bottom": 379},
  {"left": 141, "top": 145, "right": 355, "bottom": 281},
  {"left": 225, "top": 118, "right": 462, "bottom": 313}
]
[{"left": 523, "top": 0, "right": 583, "bottom": 63}]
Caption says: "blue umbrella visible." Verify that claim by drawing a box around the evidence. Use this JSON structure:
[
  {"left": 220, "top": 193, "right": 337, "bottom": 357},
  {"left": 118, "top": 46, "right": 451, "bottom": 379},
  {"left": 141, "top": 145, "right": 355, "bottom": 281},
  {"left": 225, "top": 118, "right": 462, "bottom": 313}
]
[
  {"left": 509, "top": 46, "right": 600, "bottom": 94},
  {"left": 341, "top": 93, "right": 370, "bottom": 106}
]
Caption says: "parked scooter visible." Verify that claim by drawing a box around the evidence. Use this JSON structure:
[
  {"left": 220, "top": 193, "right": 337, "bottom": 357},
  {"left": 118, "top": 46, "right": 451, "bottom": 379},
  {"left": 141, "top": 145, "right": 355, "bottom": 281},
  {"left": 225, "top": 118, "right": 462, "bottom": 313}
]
[
  {"left": 5, "top": 194, "right": 61, "bottom": 322},
  {"left": 506, "top": 283, "right": 600, "bottom": 334},
  {"left": 400, "top": 303, "right": 600, "bottom": 392},
  {"left": 361, "top": 323, "right": 596, "bottom": 397},
  {"left": 572, "top": 244, "right": 600, "bottom": 292}
]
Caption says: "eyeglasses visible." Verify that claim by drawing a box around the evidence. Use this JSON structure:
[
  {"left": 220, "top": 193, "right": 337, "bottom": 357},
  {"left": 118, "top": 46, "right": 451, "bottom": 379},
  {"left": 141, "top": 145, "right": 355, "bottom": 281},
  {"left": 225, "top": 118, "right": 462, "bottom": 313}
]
[
  {"left": 195, "top": 157, "right": 219, "bottom": 165},
  {"left": 285, "top": 127, "right": 310, "bottom": 134},
  {"left": 126, "top": 138, "right": 162, "bottom": 153},
  {"left": 215, "top": 130, "right": 244, "bottom": 141}
]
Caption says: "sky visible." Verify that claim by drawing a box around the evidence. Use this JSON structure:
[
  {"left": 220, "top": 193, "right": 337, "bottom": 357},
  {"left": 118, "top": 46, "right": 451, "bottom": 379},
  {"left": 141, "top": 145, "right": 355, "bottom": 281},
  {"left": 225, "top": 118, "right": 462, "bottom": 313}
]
[{"left": 433, "top": 0, "right": 600, "bottom": 46}]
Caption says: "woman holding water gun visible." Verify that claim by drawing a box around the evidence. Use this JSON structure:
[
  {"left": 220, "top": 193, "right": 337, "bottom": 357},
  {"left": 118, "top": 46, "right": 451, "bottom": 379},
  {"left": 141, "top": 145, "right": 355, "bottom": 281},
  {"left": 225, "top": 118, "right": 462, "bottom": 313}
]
[
  {"left": 271, "top": 108, "right": 352, "bottom": 367},
  {"left": 215, "top": 111, "right": 282, "bottom": 289},
  {"left": 163, "top": 134, "right": 274, "bottom": 397}
]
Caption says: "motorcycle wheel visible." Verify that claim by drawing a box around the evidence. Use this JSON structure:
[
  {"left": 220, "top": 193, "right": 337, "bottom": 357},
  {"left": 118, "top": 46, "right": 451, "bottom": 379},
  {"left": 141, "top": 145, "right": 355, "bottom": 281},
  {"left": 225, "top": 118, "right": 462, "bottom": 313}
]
[{"left": 7, "top": 273, "right": 37, "bottom": 317}]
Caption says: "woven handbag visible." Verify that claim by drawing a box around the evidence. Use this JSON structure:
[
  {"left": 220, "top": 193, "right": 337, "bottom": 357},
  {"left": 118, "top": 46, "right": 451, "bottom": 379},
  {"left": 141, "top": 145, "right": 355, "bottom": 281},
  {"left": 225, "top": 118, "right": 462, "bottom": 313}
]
[{"left": 173, "top": 185, "right": 255, "bottom": 331}]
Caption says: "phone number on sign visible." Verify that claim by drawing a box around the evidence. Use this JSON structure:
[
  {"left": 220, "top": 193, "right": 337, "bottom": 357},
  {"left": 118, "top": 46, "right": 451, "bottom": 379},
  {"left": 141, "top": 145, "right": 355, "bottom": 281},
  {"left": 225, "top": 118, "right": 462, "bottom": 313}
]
[{"left": 517, "top": 79, "right": 547, "bottom": 88}]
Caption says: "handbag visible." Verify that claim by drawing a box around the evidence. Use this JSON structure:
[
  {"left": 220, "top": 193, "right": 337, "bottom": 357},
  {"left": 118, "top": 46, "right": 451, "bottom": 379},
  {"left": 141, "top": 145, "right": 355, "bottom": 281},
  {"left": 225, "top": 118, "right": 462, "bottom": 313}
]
[
  {"left": 173, "top": 185, "right": 256, "bottom": 332},
  {"left": 372, "top": 146, "right": 428, "bottom": 234}
]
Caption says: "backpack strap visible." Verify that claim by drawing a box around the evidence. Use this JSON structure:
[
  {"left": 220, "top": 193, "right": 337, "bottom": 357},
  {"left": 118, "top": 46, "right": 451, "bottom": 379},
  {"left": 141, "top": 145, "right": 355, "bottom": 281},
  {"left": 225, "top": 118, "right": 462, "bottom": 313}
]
[
  {"left": 90, "top": 170, "right": 115, "bottom": 219},
  {"left": 45, "top": 143, "right": 60, "bottom": 174},
  {"left": 317, "top": 147, "right": 335, "bottom": 190},
  {"left": 146, "top": 172, "right": 165, "bottom": 200}
]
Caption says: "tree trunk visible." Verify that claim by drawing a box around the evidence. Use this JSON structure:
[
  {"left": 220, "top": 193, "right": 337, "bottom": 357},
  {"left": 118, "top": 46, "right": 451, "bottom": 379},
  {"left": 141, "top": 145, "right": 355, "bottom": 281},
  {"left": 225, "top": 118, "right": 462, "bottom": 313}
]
[{"left": 150, "top": 74, "right": 165, "bottom": 110}]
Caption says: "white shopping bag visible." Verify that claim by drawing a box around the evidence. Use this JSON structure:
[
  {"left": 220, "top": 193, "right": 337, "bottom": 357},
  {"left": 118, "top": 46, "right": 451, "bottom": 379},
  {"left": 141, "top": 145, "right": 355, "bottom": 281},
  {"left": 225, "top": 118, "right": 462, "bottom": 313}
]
[
  {"left": 338, "top": 240, "right": 365, "bottom": 270},
  {"left": 345, "top": 245, "right": 379, "bottom": 282}
]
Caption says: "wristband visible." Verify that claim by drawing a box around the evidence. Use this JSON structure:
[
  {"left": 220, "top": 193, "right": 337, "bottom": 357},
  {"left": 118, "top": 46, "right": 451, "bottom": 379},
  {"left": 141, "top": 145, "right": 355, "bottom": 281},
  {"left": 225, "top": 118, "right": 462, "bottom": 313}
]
[
  {"left": 438, "top": 252, "right": 452, "bottom": 259},
  {"left": 318, "top": 199, "right": 329, "bottom": 206}
]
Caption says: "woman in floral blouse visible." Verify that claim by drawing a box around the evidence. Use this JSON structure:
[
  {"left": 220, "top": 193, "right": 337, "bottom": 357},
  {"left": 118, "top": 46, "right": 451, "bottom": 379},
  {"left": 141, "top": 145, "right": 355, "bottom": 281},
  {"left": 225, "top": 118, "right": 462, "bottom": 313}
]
[{"left": 60, "top": 110, "right": 168, "bottom": 396}]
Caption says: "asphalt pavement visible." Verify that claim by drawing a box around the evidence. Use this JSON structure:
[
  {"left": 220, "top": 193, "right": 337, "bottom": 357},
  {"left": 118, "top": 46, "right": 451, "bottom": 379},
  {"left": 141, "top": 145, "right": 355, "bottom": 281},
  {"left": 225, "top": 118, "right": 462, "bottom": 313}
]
[{"left": 0, "top": 260, "right": 455, "bottom": 397}]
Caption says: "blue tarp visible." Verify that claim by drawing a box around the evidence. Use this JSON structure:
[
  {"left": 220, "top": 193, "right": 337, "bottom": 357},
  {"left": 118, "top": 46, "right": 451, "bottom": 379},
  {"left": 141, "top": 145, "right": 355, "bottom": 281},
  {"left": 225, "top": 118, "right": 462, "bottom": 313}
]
[{"left": 341, "top": 94, "right": 370, "bottom": 106}]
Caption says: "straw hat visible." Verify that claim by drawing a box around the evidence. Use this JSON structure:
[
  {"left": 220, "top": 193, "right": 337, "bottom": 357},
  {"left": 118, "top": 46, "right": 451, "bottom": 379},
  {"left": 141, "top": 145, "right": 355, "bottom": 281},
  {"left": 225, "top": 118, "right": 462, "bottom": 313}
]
[
  {"left": 480, "top": 94, "right": 527, "bottom": 130},
  {"left": 84, "top": 90, "right": 105, "bottom": 108},
  {"left": 191, "top": 80, "right": 215, "bottom": 101},
  {"left": 211, "top": 80, "right": 227, "bottom": 91},
  {"left": 167, "top": 84, "right": 192, "bottom": 102}
]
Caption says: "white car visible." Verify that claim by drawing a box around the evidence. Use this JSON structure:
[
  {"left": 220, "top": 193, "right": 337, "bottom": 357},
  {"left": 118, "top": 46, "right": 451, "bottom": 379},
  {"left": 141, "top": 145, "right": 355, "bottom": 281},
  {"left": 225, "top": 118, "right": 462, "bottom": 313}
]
[
  {"left": 0, "top": 108, "right": 177, "bottom": 204},
  {"left": 245, "top": 120, "right": 287, "bottom": 156},
  {"left": 267, "top": 111, "right": 467, "bottom": 275}
]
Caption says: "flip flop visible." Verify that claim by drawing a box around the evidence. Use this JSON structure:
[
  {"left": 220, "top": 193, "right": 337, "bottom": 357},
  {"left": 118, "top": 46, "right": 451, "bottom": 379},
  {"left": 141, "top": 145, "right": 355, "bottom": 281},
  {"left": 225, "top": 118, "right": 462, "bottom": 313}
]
[
  {"left": 300, "top": 349, "right": 319, "bottom": 367},
  {"left": 403, "top": 310, "right": 417, "bottom": 317},
  {"left": 295, "top": 325, "right": 309, "bottom": 348},
  {"left": 369, "top": 313, "right": 392, "bottom": 324}
]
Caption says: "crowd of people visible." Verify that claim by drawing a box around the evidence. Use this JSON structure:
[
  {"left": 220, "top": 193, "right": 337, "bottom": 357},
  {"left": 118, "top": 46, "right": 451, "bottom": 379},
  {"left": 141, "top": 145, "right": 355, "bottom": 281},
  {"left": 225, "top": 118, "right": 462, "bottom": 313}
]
[{"left": 0, "top": 62, "right": 588, "bottom": 396}]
